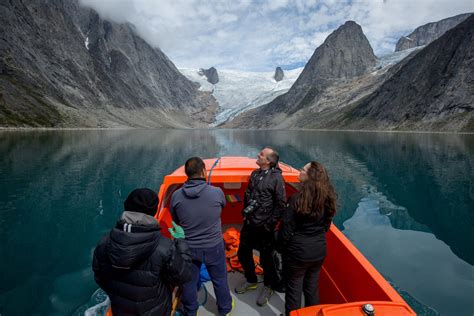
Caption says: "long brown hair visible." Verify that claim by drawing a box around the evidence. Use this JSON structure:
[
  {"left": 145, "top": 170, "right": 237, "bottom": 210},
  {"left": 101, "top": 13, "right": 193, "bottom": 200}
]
[{"left": 295, "top": 161, "right": 337, "bottom": 219}]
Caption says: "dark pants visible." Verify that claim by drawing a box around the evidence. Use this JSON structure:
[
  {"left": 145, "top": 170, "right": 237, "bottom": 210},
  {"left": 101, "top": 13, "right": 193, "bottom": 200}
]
[
  {"left": 237, "top": 223, "right": 278, "bottom": 288},
  {"left": 284, "top": 257, "right": 324, "bottom": 316},
  {"left": 181, "top": 241, "right": 232, "bottom": 316}
]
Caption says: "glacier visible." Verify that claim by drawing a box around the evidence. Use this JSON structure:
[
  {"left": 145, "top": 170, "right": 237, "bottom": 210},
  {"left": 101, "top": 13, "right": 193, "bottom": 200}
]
[{"left": 179, "top": 67, "right": 303, "bottom": 126}]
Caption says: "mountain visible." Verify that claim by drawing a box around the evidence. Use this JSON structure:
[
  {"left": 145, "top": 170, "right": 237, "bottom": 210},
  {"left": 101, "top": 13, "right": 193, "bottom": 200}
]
[
  {"left": 227, "top": 16, "right": 473, "bottom": 132},
  {"left": 274, "top": 67, "right": 284, "bottom": 82},
  {"left": 180, "top": 67, "right": 303, "bottom": 126},
  {"left": 395, "top": 13, "right": 472, "bottom": 52},
  {"left": 337, "top": 14, "right": 474, "bottom": 132},
  {"left": 0, "top": 0, "right": 217, "bottom": 128},
  {"left": 225, "top": 21, "right": 377, "bottom": 127},
  {"left": 199, "top": 67, "right": 219, "bottom": 84}
]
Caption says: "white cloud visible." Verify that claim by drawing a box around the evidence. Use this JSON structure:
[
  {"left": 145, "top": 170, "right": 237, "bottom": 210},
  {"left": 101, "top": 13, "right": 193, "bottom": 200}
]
[{"left": 78, "top": 0, "right": 473, "bottom": 71}]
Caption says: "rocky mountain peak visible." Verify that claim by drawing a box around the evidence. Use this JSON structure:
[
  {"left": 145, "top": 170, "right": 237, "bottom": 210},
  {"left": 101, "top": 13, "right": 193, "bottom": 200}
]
[
  {"left": 274, "top": 67, "right": 284, "bottom": 81},
  {"left": 304, "top": 20, "right": 376, "bottom": 81},
  {"left": 395, "top": 13, "right": 472, "bottom": 51},
  {"left": 281, "top": 20, "right": 376, "bottom": 111},
  {"left": 348, "top": 14, "right": 474, "bottom": 131},
  {"left": 199, "top": 67, "right": 219, "bottom": 84},
  {"left": 224, "top": 20, "right": 377, "bottom": 127}
]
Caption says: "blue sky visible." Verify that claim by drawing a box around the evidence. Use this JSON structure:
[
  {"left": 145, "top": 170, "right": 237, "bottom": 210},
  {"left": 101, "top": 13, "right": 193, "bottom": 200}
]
[{"left": 80, "top": 0, "right": 473, "bottom": 71}]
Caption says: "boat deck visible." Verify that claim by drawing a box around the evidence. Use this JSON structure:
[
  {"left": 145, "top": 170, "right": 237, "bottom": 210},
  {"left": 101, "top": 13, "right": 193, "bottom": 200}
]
[
  {"left": 196, "top": 272, "right": 285, "bottom": 315},
  {"left": 189, "top": 224, "right": 285, "bottom": 315}
]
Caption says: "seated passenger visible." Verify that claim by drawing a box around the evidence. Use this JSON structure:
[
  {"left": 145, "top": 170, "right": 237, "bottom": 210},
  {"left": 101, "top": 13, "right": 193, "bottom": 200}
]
[
  {"left": 278, "top": 162, "right": 337, "bottom": 316},
  {"left": 170, "top": 157, "right": 233, "bottom": 316},
  {"left": 92, "top": 188, "right": 192, "bottom": 316}
]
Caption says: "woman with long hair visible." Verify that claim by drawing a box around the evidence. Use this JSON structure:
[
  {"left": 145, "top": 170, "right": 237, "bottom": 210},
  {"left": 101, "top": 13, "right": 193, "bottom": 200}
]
[{"left": 278, "top": 161, "right": 337, "bottom": 315}]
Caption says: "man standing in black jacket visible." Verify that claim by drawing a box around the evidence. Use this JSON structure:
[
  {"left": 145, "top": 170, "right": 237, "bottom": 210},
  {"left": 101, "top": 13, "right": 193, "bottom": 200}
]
[
  {"left": 235, "top": 147, "right": 286, "bottom": 306},
  {"left": 92, "top": 188, "right": 192, "bottom": 316}
]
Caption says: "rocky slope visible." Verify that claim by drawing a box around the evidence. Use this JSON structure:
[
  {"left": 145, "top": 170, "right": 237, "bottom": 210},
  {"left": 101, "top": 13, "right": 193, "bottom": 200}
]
[
  {"left": 396, "top": 13, "right": 472, "bottom": 52},
  {"left": 0, "top": 0, "right": 217, "bottom": 128},
  {"left": 225, "top": 21, "right": 377, "bottom": 127},
  {"left": 337, "top": 15, "right": 474, "bottom": 132}
]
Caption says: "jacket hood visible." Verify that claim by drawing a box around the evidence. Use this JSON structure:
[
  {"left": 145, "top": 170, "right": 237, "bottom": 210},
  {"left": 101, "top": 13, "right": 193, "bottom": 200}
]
[
  {"left": 106, "top": 212, "right": 161, "bottom": 269},
  {"left": 272, "top": 165, "right": 282, "bottom": 173},
  {"left": 258, "top": 166, "right": 282, "bottom": 174},
  {"left": 182, "top": 179, "right": 207, "bottom": 199}
]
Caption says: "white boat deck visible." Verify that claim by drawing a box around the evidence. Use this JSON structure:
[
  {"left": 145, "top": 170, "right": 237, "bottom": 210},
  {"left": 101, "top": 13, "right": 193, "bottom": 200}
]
[{"left": 196, "top": 272, "right": 285, "bottom": 315}]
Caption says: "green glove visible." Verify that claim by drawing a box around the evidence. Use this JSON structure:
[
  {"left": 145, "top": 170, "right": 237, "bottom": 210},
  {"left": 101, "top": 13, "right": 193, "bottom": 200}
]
[{"left": 168, "top": 221, "right": 185, "bottom": 239}]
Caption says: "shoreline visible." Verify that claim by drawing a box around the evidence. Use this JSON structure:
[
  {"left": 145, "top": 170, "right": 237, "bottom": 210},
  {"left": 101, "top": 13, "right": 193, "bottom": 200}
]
[{"left": 0, "top": 126, "right": 473, "bottom": 135}]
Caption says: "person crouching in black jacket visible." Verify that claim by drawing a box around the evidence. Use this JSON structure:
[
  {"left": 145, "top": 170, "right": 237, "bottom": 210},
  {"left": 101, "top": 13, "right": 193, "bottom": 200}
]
[
  {"left": 278, "top": 162, "right": 337, "bottom": 316},
  {"left": 235, "top": 147, "right": 286, "bottom": 307},
  {"left": 92, "top": 188, "right": 192, "bottom": 316}
]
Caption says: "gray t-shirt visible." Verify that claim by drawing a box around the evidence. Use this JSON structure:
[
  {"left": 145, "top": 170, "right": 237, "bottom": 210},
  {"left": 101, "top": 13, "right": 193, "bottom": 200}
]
[{"left": 170, "top": 179, "right": 225, "bottom": 249}]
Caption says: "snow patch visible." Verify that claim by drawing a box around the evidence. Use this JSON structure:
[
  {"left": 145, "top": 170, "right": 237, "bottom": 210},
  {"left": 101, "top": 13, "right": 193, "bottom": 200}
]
[
  {"left": 85, "top": 37, "right": 90, "bottom": 50},
  {"left": 375, "top": 46, "right": 423, "bottom": 69}
]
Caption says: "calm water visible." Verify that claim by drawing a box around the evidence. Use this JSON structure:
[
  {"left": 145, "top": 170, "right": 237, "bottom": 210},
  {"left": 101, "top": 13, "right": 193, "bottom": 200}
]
[{"left": 0, "top": 129, "right": 473, "bottom": 316}]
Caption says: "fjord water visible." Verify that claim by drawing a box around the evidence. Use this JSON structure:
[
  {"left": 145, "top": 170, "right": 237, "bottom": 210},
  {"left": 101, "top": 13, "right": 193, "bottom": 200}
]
[{"left": 0, "top": 130, "right": 472, "bottom": 316}]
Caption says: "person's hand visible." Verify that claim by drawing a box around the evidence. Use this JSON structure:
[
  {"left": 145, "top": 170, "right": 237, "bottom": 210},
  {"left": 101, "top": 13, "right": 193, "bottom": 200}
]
[{"left": 168, "top": 221, "right": 185, "bottom": 239}]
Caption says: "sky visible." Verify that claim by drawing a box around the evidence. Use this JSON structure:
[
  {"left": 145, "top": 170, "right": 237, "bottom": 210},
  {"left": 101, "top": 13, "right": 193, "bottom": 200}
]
[{"left": 79, "top": 0, "right": 473, "bottom": 71}]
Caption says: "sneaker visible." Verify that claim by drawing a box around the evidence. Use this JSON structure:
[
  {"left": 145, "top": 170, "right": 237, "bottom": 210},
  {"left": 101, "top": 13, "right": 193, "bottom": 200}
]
[
  {"left": 234, "top": 280, "right": 258, "bottom": 294},
  {"left": 256, "top": 286, "right": 274, "bottom": 306}
]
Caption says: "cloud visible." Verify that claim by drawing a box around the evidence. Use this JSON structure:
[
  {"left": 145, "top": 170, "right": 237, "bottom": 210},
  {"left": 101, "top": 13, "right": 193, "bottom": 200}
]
[{"left": 79, "top": 0, "right": 473, "bottom": 71}]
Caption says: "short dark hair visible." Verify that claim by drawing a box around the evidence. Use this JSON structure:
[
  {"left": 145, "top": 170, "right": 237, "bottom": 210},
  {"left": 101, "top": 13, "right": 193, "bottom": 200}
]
[
  {"left": 265, "top": 147, "right": 279, "bottom": 168},
  {"left": 185, "top": 157, "right": 206, "bottom": 178}
]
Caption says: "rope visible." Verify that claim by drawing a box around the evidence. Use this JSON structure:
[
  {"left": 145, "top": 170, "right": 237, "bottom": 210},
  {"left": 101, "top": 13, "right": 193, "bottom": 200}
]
[{"left": 207, "top": 157, "right": 221, "bottom": 185}]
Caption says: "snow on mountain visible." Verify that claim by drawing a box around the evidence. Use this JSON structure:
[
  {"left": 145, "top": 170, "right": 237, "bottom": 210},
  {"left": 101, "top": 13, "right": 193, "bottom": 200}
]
[
  {"left": 375, "top": 46, "right": 423, "bottom": 69},
  {"left": 179, "top": 67, "right": 303, "bottom": 126}
]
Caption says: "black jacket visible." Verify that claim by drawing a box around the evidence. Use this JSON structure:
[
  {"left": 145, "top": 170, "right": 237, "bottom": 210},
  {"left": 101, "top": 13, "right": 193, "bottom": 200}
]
[
  {"left": 244, "top": 166, "right": 286, "bottom": 230},
  {"left": 92, "top": 213, "right": 192, "bottom": 316},
  {"left": 278, "top": 194, "right": 333, "bottom": 262}
]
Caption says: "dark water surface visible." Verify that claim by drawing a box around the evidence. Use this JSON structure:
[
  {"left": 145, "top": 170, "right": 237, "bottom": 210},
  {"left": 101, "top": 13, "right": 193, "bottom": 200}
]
[{"left": 0, "top": 129, "right": 473, "bottom": 315}]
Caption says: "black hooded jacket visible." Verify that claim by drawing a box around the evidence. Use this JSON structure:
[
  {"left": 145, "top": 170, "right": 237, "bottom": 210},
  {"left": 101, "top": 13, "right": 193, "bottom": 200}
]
[
  {"left": 92, "top": 212, "right": 192, "bottom": 316},
  {"left": 244, "top": 166, "right": 286, "bottom": 229}
]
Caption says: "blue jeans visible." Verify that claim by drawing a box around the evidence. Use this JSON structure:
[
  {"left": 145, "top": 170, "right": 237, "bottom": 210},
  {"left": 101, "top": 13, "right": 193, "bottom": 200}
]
[{"left": 181, "top": 241, "right": 232, "bottom": 315}]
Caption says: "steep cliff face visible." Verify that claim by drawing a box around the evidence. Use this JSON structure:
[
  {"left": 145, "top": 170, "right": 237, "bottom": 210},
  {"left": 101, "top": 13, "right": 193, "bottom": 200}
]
[
  {"left": 0, "top": 0, "right": 217, "bottom": 128},
  {"left": 340, "top": 15, "right": 474, "bottom": 132},
  {"left": 395, "top": 13, "right": 472, "bottom": 52},
  {"left": 225, "top": 21, "right": 376, "bottom": 127}
]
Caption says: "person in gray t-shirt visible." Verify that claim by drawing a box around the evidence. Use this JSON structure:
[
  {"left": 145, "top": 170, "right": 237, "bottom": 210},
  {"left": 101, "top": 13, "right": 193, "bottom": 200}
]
[{"left": 170, "top": 157, "right": 232, "bottom": 316}]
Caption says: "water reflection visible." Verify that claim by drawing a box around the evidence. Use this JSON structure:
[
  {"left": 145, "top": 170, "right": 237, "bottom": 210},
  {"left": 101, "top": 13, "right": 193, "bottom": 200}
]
[
  {"left": 343, "top": 186, "right": 474, "bottom": 315},
  {"left": 0, "top": 130, "right": 472, "bottom": 315},
  {"left": 0, "top": 129, "right": 223, "bottom": 315}
]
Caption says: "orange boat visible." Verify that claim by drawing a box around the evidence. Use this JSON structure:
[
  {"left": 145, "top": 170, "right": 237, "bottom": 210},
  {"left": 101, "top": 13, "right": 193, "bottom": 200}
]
[{"left": 154, "top": 157, "right": 416, "bottom": 316}]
